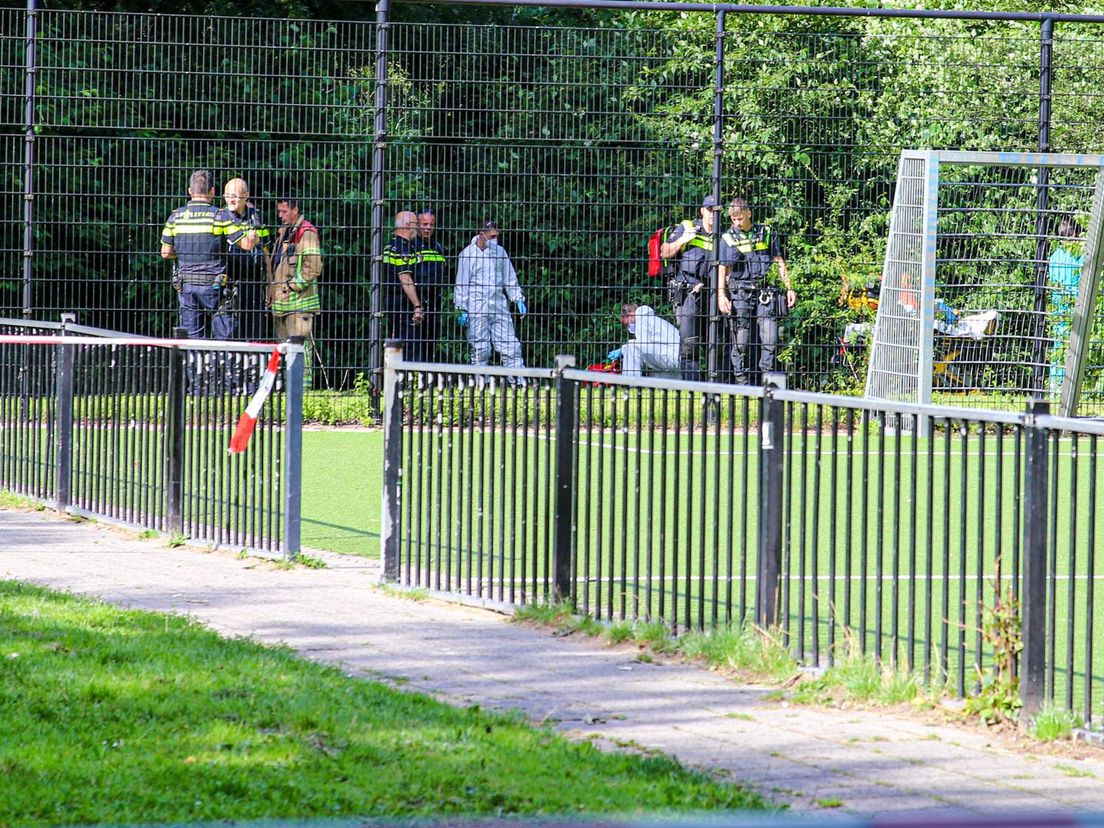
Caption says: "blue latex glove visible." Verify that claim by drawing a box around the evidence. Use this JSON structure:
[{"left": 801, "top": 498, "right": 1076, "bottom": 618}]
[
  {"left": 457, "top": 310, "right": 468, "bottom": 327},
  {"left": 607, "top": 347, "right": 623, "bottom": 362},
  {"left": 935, "top": 300, "right": 958, "bottom": 325},
  {"left": 516, "top": 300, "right": 528, "bottom": 316}
]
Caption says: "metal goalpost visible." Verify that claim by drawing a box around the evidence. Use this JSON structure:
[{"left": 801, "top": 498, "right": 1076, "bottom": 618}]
[{"left": 866, "top": 150, "right": 1104, "bottom": 417}]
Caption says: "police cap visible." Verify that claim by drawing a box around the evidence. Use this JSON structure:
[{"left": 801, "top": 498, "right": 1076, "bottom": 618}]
[{"left": 702, "top": 195, "right": 718, "bottom": 208}]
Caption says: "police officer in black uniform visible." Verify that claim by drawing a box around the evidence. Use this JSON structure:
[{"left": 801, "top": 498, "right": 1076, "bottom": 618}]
[
  {"left": 160, "top": 169, "right": 257, "bottom": 340},
  {"left": 414, "top": 208, "right": 447, "bottom": 364},
  {"left": 383, "top": 210, "right": 423, "bottom": 346},
  {"left": 718, "top": 197, "right": 796, "bottom": 384},
  {"left": 659, "top": 195, "right": 718, "bottom": 381}
]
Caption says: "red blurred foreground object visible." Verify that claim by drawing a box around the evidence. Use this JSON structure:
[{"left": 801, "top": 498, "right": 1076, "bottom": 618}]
[{"left": 585, "top": 359, "right": 621, "bottom": 386}]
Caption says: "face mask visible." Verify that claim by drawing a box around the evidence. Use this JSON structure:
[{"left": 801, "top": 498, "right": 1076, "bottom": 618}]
[
  {"left": 486, "top": 238, "right": 498, "bottom": 248},
  {"left": 627, "top": 323, "right": 636, "bottom": 335}
]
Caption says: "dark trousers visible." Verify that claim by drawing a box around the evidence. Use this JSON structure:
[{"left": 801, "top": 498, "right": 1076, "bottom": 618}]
[
  {"left": 728, "top": 285, "right": 780, "bottom": 383},
  {"left": 227, "top": 257, "right": 266, "bottom": 341},
  {"left": 673, "top": 286, "right": 705, "bottom": 381},
  {"left": 178, "top": 282, "right": 242, "bottom": 394},
  {"left": 405, "top": 288, "right": 439, "bottom": 364},
  {"left": 179, "top": 282, "right": 235, "bottom": 340}
]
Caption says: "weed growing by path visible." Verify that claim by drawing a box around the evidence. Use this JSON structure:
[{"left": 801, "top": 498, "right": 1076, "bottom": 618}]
[{"left": 1030, "top": 705, "right": 1081, "bottom": 742}]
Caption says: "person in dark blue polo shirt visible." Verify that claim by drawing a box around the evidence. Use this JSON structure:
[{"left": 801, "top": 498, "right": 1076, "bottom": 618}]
[
  {"left": 414, "top": 208, "right": 447, "bottom": 363},
  {"left": 160, "top": 169, "right": 257, "bottom": 339},
  {"left": 222, "top": 177, "right": 272, "bottom": 341},
  {"left": 383, "top": 211, "right": 422, "bottom": 350}
]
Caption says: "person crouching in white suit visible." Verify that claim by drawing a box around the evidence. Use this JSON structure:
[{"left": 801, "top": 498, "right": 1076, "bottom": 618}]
[{"left": 607, "top": 303, "right": 681, "bottom": 379}]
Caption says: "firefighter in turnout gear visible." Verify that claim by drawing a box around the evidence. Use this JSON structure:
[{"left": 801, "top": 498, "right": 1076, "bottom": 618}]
[
  {"left": 658, "top": 195, "right": 718, "bottom": 381},
  {"left": 718, "top": 197, "right": 795, "bottom": 384},
  {"left": 269, "top": 197, "right": 322, "bottom": 384}
]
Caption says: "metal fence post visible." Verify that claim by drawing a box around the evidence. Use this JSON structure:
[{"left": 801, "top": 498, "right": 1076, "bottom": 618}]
[
  {"left": 553, "top": 354, "right": 577, "bottom": 604},
  {"left": 1020, "top": 398, "right": 1050, "bottom": 718},
  {"left": 54, "top": 312, "right": 74, "bottom": 512},
  {"left": 706, "top": 8, "right": 726, "bottom": 385},
  {"left": 22, "top": 0, "right": 36, "bottom": 319},
  {"left": 1029, "top": 16, "right": 1055, "bottom": 392},
  {"left": 165, "top": 327, "right": 187, "bottom": 534},
  {"left": 368, "top": 0, "right": 390, "bottom": 397},
  {"left": 381, "top": 340, "right": 403, "bottom": 581},
  {"left": 283, "top": 337, "right": 304, "bottom": 560},
  {"left": 757, "top": 381, "right": 785, "bottom": 627}
]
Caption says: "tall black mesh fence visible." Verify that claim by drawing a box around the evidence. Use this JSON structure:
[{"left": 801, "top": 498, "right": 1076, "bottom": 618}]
[{"left": 3, "top": 6, "right": 1104, "bottom": 414}]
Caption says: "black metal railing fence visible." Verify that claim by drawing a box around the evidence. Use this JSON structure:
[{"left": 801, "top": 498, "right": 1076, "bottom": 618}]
[
  {"left": 4, "top": 3, "right": 1104, "bottom": 415},
  {"left": 383, "top": 350, "right": 1104, "bottom": 725},
  {"left": 0, "top": 318, "right": 305, "bottom": 557}
]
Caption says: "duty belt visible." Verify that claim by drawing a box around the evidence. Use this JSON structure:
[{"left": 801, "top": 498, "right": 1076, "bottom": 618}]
[{"left": 730, "top": 280, "right": 777, "bottom": 305}]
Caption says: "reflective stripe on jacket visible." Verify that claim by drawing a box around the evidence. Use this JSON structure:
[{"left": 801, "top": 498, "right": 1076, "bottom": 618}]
[{"left": 271, "top": 220, "right": 322, "bottom": 314}]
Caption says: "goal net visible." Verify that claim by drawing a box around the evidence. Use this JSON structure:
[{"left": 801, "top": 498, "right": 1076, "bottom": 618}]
[{"left": 866, "top": 150, "right": 1104, "bottom": 416}]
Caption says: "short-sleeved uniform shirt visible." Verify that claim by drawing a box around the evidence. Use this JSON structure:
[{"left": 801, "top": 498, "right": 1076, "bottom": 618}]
[
  {"left": 415, "top": 237, "right": 447, "bottom": 290},
  {"left": 720, "top": 223, "right": 782, "bottom": 285},
  {"left": 226, "top": 204, "right": 271, "bottom": 266},
  {"left": 664, "top": 219, "right": 713, "bottom": 283},
  {"left": 383, "top": 234, "right": 419, "bottom": 309},
  {"left": 161, "top": 200, "right": 244, "bottom": 284}
]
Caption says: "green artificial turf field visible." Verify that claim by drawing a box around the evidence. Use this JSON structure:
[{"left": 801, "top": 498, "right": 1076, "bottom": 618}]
[
  {"left": 300, "top": 424, "right": 1104, "bottom": 717},
  {"left": 301, "top": 429, "right": 384, "bottom": 556}
]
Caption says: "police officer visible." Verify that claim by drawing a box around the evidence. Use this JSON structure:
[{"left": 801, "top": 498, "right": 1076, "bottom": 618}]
[
  {"left": 383, "top": 210, "right": 423, "bottom": 351},
  {"left": 718, "top": 197, "right": 795, "bottom": 384},
  {"left": 160, "top": 169, "right": 257, "bottom": 339},
  {"left": 222, "top": 177, "right": 271, "bottom": 341},
  {"left": 414, "top": 208, "right": 447, "bottom": 363},
  {"left": 658, "top": 195, "right": 718, "bottom": 381}
]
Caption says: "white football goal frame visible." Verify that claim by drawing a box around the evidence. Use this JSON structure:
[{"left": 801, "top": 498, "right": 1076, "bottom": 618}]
[{"left": 865, "top": 150, "right": 1104, "bottom": 417}]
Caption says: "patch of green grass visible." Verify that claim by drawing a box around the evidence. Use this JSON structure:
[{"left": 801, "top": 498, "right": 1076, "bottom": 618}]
[
  {"left": 1031, "top": 705, "right": 1082, "bottom": 743},
  {"left": 569, "top": 615, "right": 605, "bottom": 637},
  {"left": 606, "top": 621, "right": 634, "bottom": 645},
  {"left": 816, "top": 798, "right": 844, "bottom": 809},
  {"left": 1054, "top": 763, "right": 1095, "bottom": 778},
  {"left": 515, "top": 602, "right": 603, "bottom": 637},
  {"left": 0, "top": 490, "right": 46, "bottom": 511},
  {"left": 514, "top": 602, "right": 573, "bottom": 625},
  {"left": 377, "top": 583, "right": 429, "bottom": 602},
  {"left": 0, "top": 581, "right": 766, "bottom": 824},
  {"left": 634, "top": 620, "right": 677, "bottom": 654},
  {"left": 790, "top": 638, "right": 922, "bottom": 707},
  {"left": 167, "top": 531, "right": 187, "bottom": 548},
  {"left": 294, "top": 553, "right": 327, "bottom": 570},
  {"left": 679, "top": 625, "right": 797, "bottom": 682},
  {"left": 137, "top": 529, "right": 158, "bottom": 540}
]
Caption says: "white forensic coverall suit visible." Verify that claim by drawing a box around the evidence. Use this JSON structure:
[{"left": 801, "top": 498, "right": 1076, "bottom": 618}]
[
  {"left": 622, "top": 305, "right": 680, "bottom": 378},
  {"left": 455, "top": 238, "right": 526, "bottom": 368}
]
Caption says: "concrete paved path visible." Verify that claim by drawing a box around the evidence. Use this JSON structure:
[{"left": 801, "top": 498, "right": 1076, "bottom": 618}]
[{"left": 3, "top": 507, "right": 1104, "bottom": 821}]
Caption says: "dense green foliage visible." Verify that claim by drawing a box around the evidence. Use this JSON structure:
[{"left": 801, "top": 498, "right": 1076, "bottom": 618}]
[{"left": 3, "top": 1, "right": 1104, "bottom": 390}]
